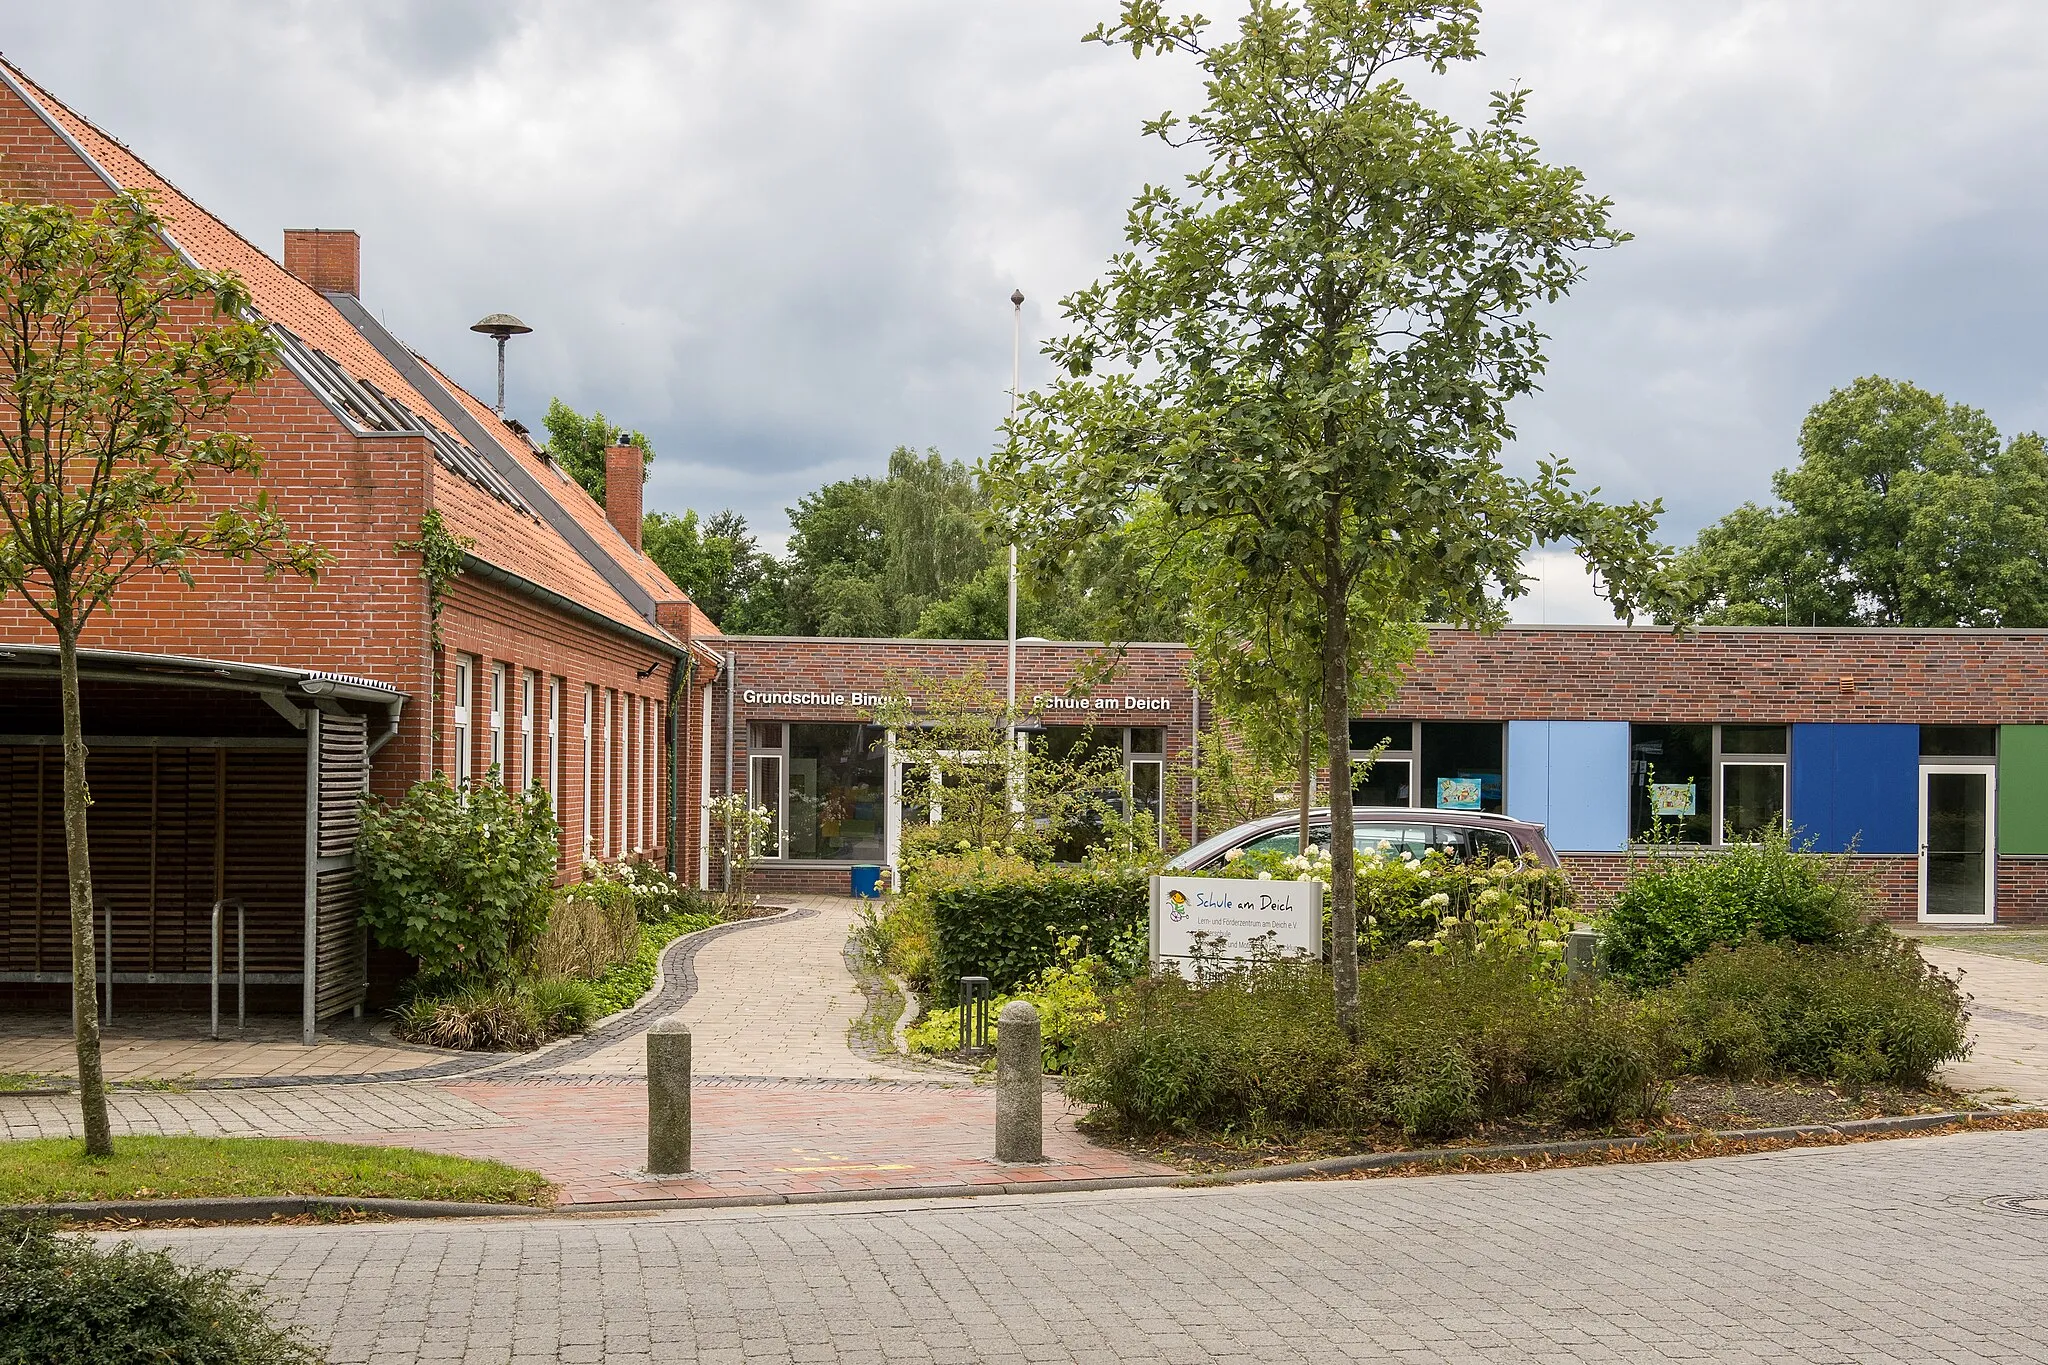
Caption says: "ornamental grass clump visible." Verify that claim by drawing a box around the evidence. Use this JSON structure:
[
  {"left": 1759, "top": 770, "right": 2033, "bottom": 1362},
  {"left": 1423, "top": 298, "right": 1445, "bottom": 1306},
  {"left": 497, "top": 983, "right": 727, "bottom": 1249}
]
[
  {"left": 1664, "top": 938, "right": 1969, "bottom": 1086},
  {"left": 0, "top": 1216, "right": 322, "bottom": 1365}
]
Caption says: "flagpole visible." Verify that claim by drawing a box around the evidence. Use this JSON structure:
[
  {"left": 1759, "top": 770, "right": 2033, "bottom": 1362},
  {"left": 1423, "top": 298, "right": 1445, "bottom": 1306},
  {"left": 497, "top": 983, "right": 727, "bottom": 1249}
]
[{"left": 1007, "top": 288, "right": 1023, "bottom": 753}]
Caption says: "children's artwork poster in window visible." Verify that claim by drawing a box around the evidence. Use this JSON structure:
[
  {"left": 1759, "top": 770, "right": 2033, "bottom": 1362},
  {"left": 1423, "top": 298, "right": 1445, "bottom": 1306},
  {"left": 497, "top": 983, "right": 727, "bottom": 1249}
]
[
  {"left": 1436, "top": 777, "right": 1482, "bottom": 810},
  {"left": 1649, "top": 782, "right": 1697, "bottom": 818}
]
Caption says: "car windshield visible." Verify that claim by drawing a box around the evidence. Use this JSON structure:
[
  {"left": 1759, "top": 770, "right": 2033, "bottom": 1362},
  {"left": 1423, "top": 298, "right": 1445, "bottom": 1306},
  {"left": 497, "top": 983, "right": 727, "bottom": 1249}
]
[{"left": 1240, "top": 823, "right": 1512, "bottom": 862}]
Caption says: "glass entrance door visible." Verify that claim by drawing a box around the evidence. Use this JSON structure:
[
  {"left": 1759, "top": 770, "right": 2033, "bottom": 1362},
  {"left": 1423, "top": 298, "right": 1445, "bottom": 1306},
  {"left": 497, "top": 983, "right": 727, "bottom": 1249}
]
[{"left": 1920, "top": 765, "right": 1994, "bottom": 923}]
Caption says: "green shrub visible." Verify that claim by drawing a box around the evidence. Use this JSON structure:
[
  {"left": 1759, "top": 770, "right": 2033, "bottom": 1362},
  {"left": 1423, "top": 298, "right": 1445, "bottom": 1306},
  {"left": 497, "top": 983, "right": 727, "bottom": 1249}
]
[
  {"left": 1069, "top": 947, "right": 1666, "bottom": 1138},
  {"left": 904, "top": 942, "right": 1112, "bottom": 1073},
  {"left": 1664, "top": 939, "right": 1969, "bottom": 1086},
  {"left": 356, "top": 774, "right": 560, "bottom": 989},
  {"left": 863, "top": 894, "right": 938, "bottom": 992},
  {"left": 1602, "top": 826, "right": 1881, "bottom": 988},
  {"left": 586, "top": 859, "right": 717, "bottom": 924},
  {"left": 1066, "top": 960, "right": 1360, "bottom": 1132},
  {"left": 0, "top": 1216, "right": 321, "bottom": 1365},
  {"left": 915, "top": 853, "right": 1148, "bottom": 992},
  {"left": 393, "top": 975, "right": 595, "bottom": 1051}
]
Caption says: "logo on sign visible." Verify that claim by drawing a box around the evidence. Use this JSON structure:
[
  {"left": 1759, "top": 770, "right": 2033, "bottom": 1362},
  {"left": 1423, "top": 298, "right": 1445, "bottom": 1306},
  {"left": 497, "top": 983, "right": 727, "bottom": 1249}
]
[{"left": 1167, "top": 888, "right": 1189, "bottom": 922}]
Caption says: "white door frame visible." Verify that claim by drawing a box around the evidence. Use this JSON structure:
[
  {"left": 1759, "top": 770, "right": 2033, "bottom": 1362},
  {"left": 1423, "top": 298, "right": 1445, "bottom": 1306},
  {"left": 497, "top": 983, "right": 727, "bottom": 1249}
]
[{"left": 1919, "top": 763, "right": 1996, "bottom": 925}]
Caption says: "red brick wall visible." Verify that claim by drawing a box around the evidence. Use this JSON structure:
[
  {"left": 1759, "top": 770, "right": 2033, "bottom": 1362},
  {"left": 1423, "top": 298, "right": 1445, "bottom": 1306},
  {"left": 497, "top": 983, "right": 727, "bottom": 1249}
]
[
  {"left": 714, "top": 638, "right": 1203, "bottom": 882},
  {"left": 433, "top": 574, "right": 677, "bottom": 876},
  {"left": 1387, "top": 626, "right": 2048, "bottom": 723}
]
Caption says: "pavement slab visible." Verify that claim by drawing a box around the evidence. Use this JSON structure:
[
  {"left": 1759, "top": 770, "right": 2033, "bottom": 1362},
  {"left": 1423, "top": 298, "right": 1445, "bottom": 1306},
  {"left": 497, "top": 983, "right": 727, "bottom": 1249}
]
[
  {"left": 0, "top": 1081, "right": 505, "bottom": 1141},
  {"left": 122, "top": 1126, "right": 2048, "bottom": 1363},
  {"left": 1919, "top": 942, "right": 2048, "bottom": 1104}
]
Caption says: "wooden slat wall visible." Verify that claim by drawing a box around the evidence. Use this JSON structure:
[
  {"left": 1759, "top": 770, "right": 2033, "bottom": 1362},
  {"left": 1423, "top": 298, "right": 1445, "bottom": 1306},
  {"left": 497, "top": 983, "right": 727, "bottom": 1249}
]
[
  {"left": 0, "top": 745, "right": 304, "bottom": 977},
  {"left": 314, "top": 714, "right": 369, "bottom": 1018}
]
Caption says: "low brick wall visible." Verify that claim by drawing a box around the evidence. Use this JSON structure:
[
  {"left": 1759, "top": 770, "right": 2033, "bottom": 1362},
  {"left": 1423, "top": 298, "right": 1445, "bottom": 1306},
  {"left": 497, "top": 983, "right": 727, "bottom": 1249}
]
[{"left": 1559, "top": 851, "right": 2046, "bottom": 926}]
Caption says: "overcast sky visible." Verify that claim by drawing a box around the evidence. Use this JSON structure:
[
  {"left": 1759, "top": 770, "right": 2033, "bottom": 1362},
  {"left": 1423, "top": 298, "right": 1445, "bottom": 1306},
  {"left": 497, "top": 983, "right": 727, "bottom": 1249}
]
[{"left": 9, "top": 1, "right": 2048, "bottom": 622}]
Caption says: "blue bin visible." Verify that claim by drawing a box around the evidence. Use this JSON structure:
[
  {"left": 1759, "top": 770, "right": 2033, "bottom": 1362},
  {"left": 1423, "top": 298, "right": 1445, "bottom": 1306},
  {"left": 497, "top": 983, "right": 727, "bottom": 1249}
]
[{"left": 850, "top": 865, "right": 885, "bottom": 899}]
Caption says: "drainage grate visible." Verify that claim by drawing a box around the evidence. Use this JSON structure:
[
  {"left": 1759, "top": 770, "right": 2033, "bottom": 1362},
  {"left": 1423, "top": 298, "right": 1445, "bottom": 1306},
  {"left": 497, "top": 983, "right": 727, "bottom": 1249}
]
[{"left": 1984, "top": 1196, "right": 2048, "bottom": 1217}]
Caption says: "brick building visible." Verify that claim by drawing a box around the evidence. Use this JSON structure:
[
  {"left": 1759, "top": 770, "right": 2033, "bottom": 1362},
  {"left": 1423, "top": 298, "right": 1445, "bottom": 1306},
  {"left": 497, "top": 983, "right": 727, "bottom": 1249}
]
[
  {"left": 0, "top": 60, "right": 723, "bottom": 1038},
  {"left": 717, "top": 627, "right": 2048, "bottom": 925}
]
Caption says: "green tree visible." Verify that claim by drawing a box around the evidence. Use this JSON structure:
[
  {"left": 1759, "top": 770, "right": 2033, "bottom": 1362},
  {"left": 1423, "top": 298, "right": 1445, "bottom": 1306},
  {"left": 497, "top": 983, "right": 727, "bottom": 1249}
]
[
  {"left": 1670, "top": 376, "right": 2048, "bottom": 627},
  {"left": 992, "top": 1, "right": 1670, "bottom": 1028},
  {"left": 780, "top": 475, "right": 891, "bottom": 634},
  {"left": 0, "top": 193, "right": 325, "bottom": 1154},
  {"left": 541, "top": 397, "right": 652, "bottom": 504},
  {"left": 642, "top": 507, "right": 784, "bottom": 632}
]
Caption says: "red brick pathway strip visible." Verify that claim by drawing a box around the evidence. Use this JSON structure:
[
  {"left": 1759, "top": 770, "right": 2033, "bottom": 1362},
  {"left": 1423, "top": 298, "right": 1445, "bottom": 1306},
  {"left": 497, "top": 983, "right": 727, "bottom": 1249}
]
[{"left": 315, "top": 1079, "right": 1176, "bottom": 1204}]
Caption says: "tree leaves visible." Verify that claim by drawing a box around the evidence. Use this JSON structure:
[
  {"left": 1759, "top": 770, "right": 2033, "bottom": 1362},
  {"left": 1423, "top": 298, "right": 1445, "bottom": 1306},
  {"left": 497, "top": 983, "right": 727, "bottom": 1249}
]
[
  {"left": 0, "top": 191, "right": 326, "bottom": 632},
  {"left": 1668, "top": 376, "right": 2048, "bottom": 627}
]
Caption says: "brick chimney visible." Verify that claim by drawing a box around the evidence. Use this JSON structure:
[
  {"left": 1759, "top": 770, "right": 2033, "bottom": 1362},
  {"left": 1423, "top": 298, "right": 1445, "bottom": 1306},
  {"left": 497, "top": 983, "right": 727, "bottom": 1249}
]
[
  {"left": 283, "top": 229, "right": 360, "bottom": 296},
  {"left": 604, "top": 443, "right": 644, "bottom": 551}
]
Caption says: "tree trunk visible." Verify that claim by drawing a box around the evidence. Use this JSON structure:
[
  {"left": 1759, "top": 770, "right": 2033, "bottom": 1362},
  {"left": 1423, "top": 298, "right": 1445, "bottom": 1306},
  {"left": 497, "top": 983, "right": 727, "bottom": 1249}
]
[
  {"left": 58, "top": 621, "right": 114, "bottom": 1156},
  {"left": 1296, "top": 711, "right": 1313, "bottom": 852},
  {"left": 1320, "top": 558, "right": 1359, "bottom": 1036}
]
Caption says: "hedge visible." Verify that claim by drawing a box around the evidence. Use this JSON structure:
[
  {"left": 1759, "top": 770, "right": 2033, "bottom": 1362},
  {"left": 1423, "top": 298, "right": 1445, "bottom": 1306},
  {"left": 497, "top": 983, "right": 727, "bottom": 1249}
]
[{"left": 923, "top": 860, "right": 1148, "bottom": 992}]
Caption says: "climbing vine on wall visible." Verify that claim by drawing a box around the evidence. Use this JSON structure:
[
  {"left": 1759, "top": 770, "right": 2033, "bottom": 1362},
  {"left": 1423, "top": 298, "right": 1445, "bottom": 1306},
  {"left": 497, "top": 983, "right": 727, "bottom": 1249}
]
[{"left": 398, "top": 509, "right": 472, "bottom": 648}]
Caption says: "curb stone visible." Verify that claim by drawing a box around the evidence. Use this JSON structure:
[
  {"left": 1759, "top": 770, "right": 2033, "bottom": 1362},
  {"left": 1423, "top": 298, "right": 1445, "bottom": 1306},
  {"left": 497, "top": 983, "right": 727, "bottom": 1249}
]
[
  {"left": 21, "top": 1107, "right": 2037, "bottom": 1225},
  {"left": 2, "top": 1195, "right": 543, "bottom": 1223}
]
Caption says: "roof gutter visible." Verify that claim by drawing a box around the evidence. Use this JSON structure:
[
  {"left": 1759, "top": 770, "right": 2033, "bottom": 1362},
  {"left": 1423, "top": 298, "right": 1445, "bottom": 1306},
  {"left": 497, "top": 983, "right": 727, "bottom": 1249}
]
[{"left": 460, "top": 554, "right": 682, "bottom": 660}]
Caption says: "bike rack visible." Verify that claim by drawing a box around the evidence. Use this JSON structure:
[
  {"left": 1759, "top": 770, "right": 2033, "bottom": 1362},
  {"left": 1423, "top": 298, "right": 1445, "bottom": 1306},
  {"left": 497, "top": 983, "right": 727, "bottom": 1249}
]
[{"left": 209, "top": 898, "right": 247, "bottom": 1040}]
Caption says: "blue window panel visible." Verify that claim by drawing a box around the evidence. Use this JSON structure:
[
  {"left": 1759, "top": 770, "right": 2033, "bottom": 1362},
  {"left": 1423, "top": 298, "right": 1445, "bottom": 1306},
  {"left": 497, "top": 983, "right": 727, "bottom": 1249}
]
[
  {"left": 1788, "top": 723, "right": 1917, "bottom": 855},
  {"left": 1507, "top": 720, "right": 1629, "bottom": 853}
]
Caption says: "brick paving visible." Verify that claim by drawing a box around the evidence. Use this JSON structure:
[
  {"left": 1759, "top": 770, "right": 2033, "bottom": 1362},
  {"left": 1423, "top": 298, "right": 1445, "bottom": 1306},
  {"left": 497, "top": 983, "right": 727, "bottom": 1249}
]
[
  {"left": 328, "top": 1077, "right": 1168, "bottom": 1203},
  {"left": 1920, "top": 941, "right": 2048, "bottom": 1105},
  {"left": 126, "top": 1126, "right": 2048, "bottom": 1362},
  {"left": 0, "top": 1082, "right": 503, "bottom": 1141}
]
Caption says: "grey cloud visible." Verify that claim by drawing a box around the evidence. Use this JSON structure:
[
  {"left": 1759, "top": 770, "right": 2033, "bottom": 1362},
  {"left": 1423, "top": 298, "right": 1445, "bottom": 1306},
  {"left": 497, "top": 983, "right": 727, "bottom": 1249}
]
[{"left": 7, "top": 0, "right": 2048, "bottom": 560}]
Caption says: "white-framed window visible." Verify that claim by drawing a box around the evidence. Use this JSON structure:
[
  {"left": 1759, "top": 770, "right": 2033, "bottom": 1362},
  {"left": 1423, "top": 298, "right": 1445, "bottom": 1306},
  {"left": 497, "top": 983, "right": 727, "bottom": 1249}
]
[
  {"left": 749, "top": 720, "right": 785, "bottom": 860},
  {"left": 488, "top": 664, "right": 506, "bottom": 780},
  {"left": 647, "top": 700, "right": 659, "bottom": 852},
  {"left": 520, "top": 671, "right": 536, "bottom": 790},
  {"left": 602, "top": 688, "right": 616, "bottom": 860},
  {"left": 582, "top": 683, "right": 596, "bottom": 859},
  {"left": 452, "top": 655, "right": 474, "bottom": 788},
  {"left": 548, "top": 677, "right": 562, "bottom": 805},
  {"left": 627, "top": 696, "right": 641, "bottom": 853}
]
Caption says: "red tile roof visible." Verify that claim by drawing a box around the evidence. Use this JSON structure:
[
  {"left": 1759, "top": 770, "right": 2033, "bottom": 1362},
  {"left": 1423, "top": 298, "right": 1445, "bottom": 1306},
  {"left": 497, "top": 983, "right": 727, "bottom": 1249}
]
[{"left": 0, "top": 58, "right": 704, "bottom": 647}]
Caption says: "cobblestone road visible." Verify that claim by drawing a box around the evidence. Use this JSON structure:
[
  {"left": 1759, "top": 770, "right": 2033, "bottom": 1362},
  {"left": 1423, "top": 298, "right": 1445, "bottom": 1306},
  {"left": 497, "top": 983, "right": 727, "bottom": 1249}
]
[{"left": 128, "top": 1127, "right": 2048, "bottom": 1363}]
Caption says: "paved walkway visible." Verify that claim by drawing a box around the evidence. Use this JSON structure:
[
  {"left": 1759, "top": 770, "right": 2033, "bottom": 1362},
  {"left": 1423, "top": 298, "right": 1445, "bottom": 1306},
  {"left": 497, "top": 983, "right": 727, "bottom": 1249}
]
[
  {"left": 553, "top": 896, "right": 893, "bottom": 1080},
  {"left": 1920, "top": 940, "right": 2048, "bottom": 1105},
  {"left": 0, "top": 1082, "right": 503, "bottom": 1142},
  {"left": 0, "top": 1010, "right": 451, "bottom": 1084},
  {"left": 0, "top": 898, "right": 1173, "bottom": 1200},
  {"left": 126, "top": 1126, "right": 2048, "bottom": 1363}
]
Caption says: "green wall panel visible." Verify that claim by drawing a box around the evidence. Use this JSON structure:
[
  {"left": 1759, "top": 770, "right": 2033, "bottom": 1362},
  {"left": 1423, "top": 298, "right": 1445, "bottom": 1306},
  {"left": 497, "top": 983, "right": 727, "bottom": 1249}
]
[{"left": 1997, "top": 725, "right": 2048, "bottom": 854}]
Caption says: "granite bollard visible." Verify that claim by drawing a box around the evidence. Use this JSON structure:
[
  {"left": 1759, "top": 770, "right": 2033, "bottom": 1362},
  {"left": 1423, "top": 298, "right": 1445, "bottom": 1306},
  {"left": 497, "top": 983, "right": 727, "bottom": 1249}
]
[
  {"left": 647, "top": 1019, "right": 692, "bottom": 1174},
  {"left": 994, "top": 999, "right": 1044, "bottom": 1163}
]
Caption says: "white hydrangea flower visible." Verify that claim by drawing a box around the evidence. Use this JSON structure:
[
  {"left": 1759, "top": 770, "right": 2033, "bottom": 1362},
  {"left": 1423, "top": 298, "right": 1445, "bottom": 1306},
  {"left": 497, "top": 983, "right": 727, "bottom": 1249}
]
[{"left": 1257, "top": 871, "right": 1273, "bottom": 881}]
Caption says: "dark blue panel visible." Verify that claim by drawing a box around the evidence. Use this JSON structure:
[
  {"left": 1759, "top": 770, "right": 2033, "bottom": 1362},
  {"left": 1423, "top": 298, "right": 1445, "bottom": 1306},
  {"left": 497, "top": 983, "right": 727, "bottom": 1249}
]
[{"left": 1789, "top": 724, "right": 1918, "bottom": 855}]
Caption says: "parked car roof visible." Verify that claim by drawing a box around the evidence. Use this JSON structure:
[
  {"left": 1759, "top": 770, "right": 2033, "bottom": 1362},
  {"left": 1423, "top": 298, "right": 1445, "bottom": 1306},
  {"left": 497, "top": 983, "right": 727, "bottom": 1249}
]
[{"left": 1172, "top": 807, "right": 1557, "bottom": 870}]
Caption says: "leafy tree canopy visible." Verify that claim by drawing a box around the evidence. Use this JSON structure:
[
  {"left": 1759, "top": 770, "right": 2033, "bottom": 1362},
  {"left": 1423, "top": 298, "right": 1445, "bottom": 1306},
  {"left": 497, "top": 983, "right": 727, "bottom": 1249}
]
[
  {"left": 989, "top": 0, "right": 1672, "bottom": 1026},
  {"left": 1668, "top": 376, "right": 2048, "bottom": 627},
  {"left": 541, "top": 397, "right": 652, "bottom": 503},
  {"left": 642, "top": 508, "right": 782, "bottom": 634}
]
